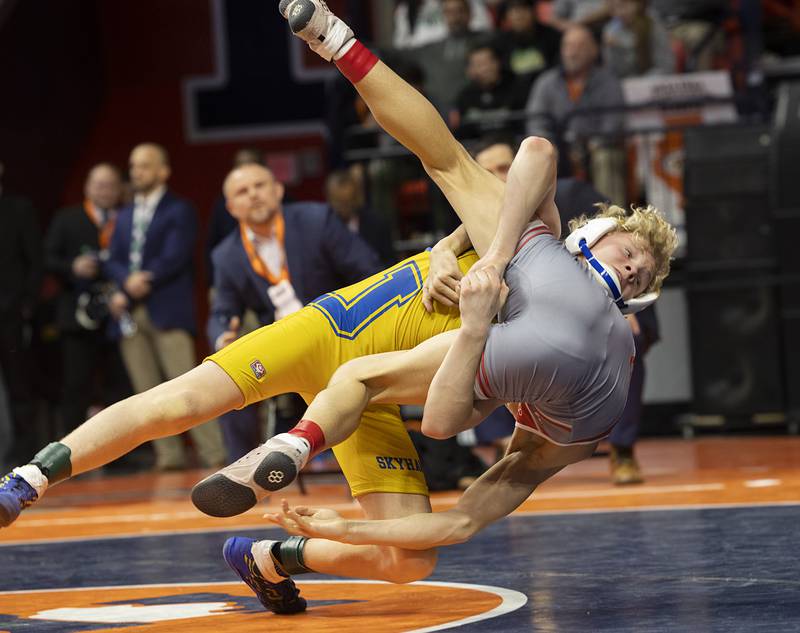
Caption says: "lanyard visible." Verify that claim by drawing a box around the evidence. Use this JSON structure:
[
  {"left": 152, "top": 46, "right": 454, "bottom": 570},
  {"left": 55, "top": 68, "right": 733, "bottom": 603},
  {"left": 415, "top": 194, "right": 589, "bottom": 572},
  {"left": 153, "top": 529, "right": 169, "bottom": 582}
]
[
  {"left": 238, "top": 213, "right": 289, "bottom": 285},
  {"left": 83, "top": 200, "right": 116, "bottom": 250}
]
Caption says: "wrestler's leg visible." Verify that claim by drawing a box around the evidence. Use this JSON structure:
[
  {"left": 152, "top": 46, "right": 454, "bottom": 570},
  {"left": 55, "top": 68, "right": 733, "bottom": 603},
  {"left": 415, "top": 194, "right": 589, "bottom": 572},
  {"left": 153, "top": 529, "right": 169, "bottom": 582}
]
[
  {"left": 0, "top": 361, "right": 242, "bottom": 527},
  {"left": 60, "top": 362, "right": 241, "bottom": 476}
]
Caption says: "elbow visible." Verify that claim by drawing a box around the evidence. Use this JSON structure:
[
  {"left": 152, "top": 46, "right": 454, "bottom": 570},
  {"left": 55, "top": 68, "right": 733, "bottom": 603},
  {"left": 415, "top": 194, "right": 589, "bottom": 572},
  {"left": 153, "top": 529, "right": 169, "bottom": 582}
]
[
  {"left": 420, "top": 410, "right": 459, "bottom": 440},
  {"left": 451, "top": 513, "right": 478, "bottom": 545}
]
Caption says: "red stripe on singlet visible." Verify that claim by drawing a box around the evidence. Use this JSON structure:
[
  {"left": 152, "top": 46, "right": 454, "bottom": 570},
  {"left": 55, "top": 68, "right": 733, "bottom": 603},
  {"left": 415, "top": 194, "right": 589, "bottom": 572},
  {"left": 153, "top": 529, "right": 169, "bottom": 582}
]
[
  {"left": 515, "top": 226, "right": 553, "bottom": 255},
  {"left": 476, "top": 352, "right": 493, "bottom": 399}
]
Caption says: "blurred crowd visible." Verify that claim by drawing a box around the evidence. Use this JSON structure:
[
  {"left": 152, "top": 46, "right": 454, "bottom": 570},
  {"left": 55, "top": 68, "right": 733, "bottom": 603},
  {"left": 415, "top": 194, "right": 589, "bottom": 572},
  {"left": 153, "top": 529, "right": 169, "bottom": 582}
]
[{"left": 0, "top": 0, "right": 794, "bottom": 487}]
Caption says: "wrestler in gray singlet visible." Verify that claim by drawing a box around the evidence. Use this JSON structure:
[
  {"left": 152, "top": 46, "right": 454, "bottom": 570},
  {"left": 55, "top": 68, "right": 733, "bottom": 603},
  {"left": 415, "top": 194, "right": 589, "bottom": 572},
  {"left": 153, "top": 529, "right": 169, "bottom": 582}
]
[{"left": 473, "top": 222, "right": 635, "bottom": 445}]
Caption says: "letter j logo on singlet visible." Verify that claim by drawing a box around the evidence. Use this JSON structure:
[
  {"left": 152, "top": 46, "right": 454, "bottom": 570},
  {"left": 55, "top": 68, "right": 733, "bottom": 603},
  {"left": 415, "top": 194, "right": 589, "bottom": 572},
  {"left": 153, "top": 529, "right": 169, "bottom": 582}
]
[{"left": 249, "top": 359, "right": 266, "bottom": 381}]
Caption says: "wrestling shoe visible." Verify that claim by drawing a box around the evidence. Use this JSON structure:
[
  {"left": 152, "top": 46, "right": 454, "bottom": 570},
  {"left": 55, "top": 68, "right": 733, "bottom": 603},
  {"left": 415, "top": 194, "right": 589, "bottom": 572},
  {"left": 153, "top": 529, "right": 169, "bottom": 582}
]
[
  {"left": 191, "top": 434, "right": 309, "bottom": 517},
  {"left": 279, "top": 0, "right": 354, "bottom": 62},
  {"left": 223, "top": 537, "right": 306, "bottom": 615},
  {"left": 0, "top": 472, "right": 39, "bottom": 528}
]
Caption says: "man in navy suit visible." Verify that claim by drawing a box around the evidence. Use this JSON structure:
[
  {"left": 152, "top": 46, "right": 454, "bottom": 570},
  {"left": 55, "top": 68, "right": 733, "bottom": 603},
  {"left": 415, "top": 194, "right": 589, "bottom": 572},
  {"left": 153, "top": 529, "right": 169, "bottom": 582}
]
[
  {"left": 104, "top": 143, "right": 226, "bottom": 470},
  {"left": 209, "top": 163, "right": 382, "bottom": 461}
]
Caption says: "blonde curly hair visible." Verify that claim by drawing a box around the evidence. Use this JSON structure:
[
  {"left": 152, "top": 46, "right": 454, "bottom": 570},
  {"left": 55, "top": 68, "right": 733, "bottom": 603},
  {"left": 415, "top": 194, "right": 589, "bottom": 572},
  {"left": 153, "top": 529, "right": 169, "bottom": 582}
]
[{"left": 568, "top": 203, "right": 678, "bottom": 294}]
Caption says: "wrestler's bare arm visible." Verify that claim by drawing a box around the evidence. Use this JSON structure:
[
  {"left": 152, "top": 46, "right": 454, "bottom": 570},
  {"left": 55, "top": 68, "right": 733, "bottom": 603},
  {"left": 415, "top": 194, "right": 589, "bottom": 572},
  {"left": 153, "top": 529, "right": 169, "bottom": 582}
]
[
  {"left": 268, "top": 430, "right": 597, "bottom": 550},
  {"left": 421, "top": 267, "right": 506, "bottom": 438}
]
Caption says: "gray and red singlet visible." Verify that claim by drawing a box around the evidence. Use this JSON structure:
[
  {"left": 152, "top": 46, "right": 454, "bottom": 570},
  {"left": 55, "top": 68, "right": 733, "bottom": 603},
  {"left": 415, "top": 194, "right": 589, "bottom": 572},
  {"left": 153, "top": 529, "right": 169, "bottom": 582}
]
[{"left": 473, "top": 221, "right": 635, "bottom": 446}]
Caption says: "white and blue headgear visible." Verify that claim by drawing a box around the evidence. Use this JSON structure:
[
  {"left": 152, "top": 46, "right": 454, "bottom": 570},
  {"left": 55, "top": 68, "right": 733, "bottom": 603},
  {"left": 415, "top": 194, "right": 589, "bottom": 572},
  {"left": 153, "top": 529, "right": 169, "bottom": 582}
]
[{"left": 564, "top": 217, "right": 658, "bottom": 315}]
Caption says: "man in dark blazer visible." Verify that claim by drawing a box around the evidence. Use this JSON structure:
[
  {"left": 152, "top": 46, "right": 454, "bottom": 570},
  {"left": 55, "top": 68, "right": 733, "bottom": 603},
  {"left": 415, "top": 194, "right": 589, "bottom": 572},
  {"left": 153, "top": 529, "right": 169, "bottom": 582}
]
[
  {"left": 209, "top": 163, "right": 382, "bottom": 461},
  {"left": 103, "top": 143, "right": 226, "bottom": 470},
  {"left": 44, "top": 163, "right": 130, "bottom": 433},
  {"left": 0, "top": 162, "right": 41, "bottom": 464}
]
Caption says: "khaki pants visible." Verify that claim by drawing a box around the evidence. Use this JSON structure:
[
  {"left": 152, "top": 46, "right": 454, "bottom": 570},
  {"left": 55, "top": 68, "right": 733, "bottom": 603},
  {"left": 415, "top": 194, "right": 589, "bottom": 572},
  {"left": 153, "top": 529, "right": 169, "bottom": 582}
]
[
  {"left": 120, "top": 305, "right": 226, "bottom": 468},
  {"left": 590, "top": 144, "right": 627, "bottom": 207}
]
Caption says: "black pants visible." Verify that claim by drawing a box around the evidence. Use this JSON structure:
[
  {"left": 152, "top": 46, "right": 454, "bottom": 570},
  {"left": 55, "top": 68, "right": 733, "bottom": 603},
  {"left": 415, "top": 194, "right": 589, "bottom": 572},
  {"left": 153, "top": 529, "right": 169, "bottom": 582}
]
[
  {"left": 0, "top": 313, "right": 36, "bottom": 461},
  {"left": 60, "top": 330, "right": 131, "bottom": 433}
]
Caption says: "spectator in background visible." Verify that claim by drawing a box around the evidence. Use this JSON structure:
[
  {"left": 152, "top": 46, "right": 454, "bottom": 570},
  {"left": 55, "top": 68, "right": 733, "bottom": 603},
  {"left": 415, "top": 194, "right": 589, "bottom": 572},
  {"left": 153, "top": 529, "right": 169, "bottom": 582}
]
[
  {"left": 0, "top": 366, "right": 11, "bottom": 471},
  {"left": 493, "top": 0, "right": 561, "bottom": 91},
  {"left": 325, "top": 168, "right": 395, "bottom": 266},
  {"left": 650, "top": 0, "right": 728, "bottom": 71},
  {"left": 393, "top": 0, "right": 493, "bottom": 49},
  {"left": 608, "top": 303, "right": 659, "bottom": 484},
  {"left": 44, "top": 163, "right": 131, "bottom": 434},
  {"left": 104, "top": 143, "right": 226, "bottom": 471},
  {"left": 602, "top": 0, "right": 675, "bottom": 78},
  {"left": 404, "top": 0, "right": 485, "bottom": 114},
  {"left": 209, "top": 164, "right": 382, "bottom": 461},
  {"left": 548, "top": 0, "right": 611, "bottom": 33},
  {"left": 207, "top": 147, "right": 266, "bottom": 285},
  {"left": 0, "top": 160, "right": 41, "bottom": 464},
  {"left": 525, "top": 25, "right": 626, "bottom": 204},
  {"left": 763, "top": 0, "right": 800, "bottom": 58},
  {"left": 451, "top": 39, "right": 529, "bottom": 137}
]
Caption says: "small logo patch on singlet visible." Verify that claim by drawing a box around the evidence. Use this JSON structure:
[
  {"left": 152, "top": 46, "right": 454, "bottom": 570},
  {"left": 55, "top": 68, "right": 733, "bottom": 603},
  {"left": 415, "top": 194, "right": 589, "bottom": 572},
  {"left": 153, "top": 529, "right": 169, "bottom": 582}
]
[{"left": 249, "top": 359, "right": 267, "bottom": 381}]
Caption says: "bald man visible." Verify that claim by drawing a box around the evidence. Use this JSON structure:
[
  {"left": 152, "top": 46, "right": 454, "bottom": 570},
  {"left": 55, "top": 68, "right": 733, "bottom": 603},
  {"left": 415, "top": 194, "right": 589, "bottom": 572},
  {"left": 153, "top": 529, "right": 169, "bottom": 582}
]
[
  {"left": 209, "top": 163, "right": 381, "bottom": 460},
  {"left": 103, "top": 143, "right": 226, "bottom": 470}
]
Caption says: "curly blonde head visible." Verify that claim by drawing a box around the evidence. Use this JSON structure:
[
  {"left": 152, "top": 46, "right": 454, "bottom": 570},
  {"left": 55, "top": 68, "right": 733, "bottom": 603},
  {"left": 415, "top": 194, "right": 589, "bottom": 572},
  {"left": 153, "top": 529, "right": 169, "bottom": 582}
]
[{"left": 568, "top": 203, "right": 678, "bottom": 294}]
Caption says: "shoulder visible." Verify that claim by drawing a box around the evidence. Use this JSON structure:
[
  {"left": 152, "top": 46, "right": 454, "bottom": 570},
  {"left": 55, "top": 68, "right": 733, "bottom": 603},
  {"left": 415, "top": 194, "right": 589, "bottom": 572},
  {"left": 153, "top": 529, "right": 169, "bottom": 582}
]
[
  {"left": 52, "top": 204, "right": 84, "bottom": 220},
  {"left": 211, "top": 230, "right": 242, "bottom": 262},
  {"left": 157, "top": 190, "right": 195, "bottom": 216},
  {"left": 284, "top": 201, "right": 329, "bottom": 218},
  {"left": 284, "top": 202, "right": 333, "bottom": 232}
]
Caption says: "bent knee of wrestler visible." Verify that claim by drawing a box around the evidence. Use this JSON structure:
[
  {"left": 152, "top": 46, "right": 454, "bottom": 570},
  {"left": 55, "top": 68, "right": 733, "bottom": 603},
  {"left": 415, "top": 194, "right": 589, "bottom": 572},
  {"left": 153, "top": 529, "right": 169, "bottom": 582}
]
[
  {"left": 518, "top": 135, "right": 556, "bottom": 161},
  {"left": 328, "top": 355, "right": 385, "bottom": 388},
  {"left": 380, "top": 547, "right": 438, "bottom": 584}
]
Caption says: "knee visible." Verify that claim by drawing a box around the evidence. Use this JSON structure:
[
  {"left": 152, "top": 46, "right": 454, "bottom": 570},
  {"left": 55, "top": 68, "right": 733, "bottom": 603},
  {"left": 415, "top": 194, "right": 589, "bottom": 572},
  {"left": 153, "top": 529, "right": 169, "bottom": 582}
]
[
  {"left": 329, "top": 358, "right": 366, "bottom": 386},
  {"left": 381, "top": 548, "right": 438, "bottom": 584},
  {"left": 519, "top": 136, "right": 557, "bottom": 164},
  {"left": 145, "top": 386, "right": 202, "bottom": 434}
]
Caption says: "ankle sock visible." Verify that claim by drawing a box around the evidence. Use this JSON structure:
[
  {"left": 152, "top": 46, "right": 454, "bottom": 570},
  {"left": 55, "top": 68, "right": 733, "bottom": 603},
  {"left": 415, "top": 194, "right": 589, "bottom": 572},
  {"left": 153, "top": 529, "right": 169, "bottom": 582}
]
[
  {"left": 334, "top": 39, "right": 378, "bottom": 83},
  {"left": 287, "top": 420, "right": 326, "bottom": 459},
  {"left": 12, "top": 464, "right": 48, "bottom": 497}
]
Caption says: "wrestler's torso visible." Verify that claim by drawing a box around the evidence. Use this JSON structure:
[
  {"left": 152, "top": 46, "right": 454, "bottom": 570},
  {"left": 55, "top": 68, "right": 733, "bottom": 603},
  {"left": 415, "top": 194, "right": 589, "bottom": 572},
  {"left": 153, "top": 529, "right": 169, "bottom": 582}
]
[{"left": 477, "top": 222, "right": 635, "bottom": 445}]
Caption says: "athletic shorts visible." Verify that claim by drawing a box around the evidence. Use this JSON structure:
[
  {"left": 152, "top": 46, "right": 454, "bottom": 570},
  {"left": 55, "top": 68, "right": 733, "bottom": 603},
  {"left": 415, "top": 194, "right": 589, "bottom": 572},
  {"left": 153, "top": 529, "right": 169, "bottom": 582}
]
[{"left": 207, "top": 249, "right": 479, "bottom": 498}]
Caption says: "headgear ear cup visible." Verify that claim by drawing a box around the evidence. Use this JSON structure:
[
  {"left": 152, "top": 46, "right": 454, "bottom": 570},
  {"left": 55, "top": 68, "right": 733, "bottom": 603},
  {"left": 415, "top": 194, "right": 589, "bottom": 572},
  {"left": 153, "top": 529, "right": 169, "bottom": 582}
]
[{"left": 564, "top": 218, "right": 659, "bottom": 315}]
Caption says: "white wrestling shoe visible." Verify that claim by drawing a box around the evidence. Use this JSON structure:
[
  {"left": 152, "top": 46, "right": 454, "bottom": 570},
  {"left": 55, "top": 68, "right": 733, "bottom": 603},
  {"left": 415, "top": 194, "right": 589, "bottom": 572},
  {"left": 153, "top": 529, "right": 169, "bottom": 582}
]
[
  {"left": 279, "top": 0, "right": 355, "bottom": 62},
  {"left": 191, "top": 434, "right": 309, "bottom": 517}
]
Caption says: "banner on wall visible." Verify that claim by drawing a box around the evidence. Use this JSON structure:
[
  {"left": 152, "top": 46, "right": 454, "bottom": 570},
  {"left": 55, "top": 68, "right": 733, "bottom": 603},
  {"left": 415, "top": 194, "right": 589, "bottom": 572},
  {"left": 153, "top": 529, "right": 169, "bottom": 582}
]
[{"left": 622, "top": 72, "right": 738, "bottom": 257}]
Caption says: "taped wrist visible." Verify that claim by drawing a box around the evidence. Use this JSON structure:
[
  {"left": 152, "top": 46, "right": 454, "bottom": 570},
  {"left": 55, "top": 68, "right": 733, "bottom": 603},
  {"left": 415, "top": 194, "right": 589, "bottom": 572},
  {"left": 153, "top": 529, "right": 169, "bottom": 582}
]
[
  {"left": 271, "top": 536, "right": 313, "bottom": 576},
  {"left": 31, "top": 442, "right": 72, "bottom": 484}
]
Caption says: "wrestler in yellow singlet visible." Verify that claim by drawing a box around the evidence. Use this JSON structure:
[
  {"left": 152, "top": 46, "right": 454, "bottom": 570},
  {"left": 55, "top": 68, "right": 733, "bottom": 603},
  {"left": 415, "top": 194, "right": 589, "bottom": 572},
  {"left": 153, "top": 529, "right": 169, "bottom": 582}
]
[{"left": 208, "top": 249, "right": 478, "bottom": 498}]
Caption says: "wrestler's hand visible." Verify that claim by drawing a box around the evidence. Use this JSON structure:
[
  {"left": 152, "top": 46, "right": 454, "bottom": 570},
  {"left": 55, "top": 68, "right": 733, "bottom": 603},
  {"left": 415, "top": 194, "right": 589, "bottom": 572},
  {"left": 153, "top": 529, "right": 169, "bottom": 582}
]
[
  {"left": 423, "top": 246, "right": 462, "bottom": 312},
  {"left": 459, "top": 267, "right": 509, "bottom": 335},
  {"left": 470, "top": 250, "right": 509, "bottom": 277},
  {"left": 264, "top": 499, "right": 349, "bottom": 541}
]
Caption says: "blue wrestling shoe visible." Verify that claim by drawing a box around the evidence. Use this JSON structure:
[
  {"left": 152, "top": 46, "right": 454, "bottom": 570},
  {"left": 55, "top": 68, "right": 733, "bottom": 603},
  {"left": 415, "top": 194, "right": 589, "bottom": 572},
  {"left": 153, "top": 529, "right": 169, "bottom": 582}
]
[
  {"left": 0, "top": 472, "right": 38, "bottom": 528},
  {"left": 223, "top": 536, "right": 307, "bottom": 615}
]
